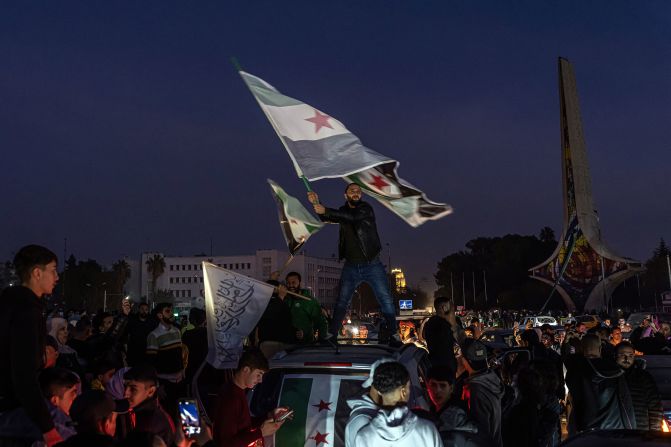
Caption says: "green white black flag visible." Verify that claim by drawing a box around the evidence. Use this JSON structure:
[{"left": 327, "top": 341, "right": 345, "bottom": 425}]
[
  {"left": 268, "top": 179, "right": 324, "bottom": 255},
  {"left": 241, "top": 71, "right": 453, "bottom": 227}
]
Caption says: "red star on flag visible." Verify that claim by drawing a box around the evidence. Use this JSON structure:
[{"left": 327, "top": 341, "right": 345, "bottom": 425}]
[
  {"left": 305, "top": 109, "right": 334, "bottom": 133},
  {"left": 369, "top": 174, "right": 390, "bottom": 191},
  {"left": 312, "top": 400, "right": 332, "bottom": 412},
  {"left": 310, "top": 431, "right": 329, "bottom": 446}
]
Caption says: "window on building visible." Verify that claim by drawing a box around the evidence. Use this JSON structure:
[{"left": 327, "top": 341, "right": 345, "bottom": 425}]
[
  {"left": 188, "top": 290, "right": 192, "bottom": 298},
  {"left": 182, "top": 277, "right": 186, "bottom": 284},
  {"left": 170, "top": 265, "right": 174, "bottom": 271},
  {"left": 194, "top": 264, "right": 198, "bottom": 270},
  {"left": 262, "top": 257, "right": 271, "bottom": 264},
  {"left": 247, "top": 263, "right": 251, "bottom": 269},
  {"left": 235, "top": 263, "right": 239, "bottom": 269},
  {"left": 169, "top": 278, "right": 173, "bottom": 284}
]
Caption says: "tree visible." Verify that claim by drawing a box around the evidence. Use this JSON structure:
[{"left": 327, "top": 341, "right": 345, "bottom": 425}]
[
  {"left": 434, "top": 229, "right": 556, "bottom": 310},
  {"left": 539, "top": 226, "right": 556, "bottom": 244},
  {"left": 145, "top": 254, "right": 166, "bottom": 300},
  {"left": 111, "top": 259, "right": 131, "bottom": 295}
]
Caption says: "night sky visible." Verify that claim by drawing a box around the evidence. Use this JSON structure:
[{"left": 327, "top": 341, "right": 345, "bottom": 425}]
[{"left": 2, "top": 1, "right": 670, "bottom": 292}]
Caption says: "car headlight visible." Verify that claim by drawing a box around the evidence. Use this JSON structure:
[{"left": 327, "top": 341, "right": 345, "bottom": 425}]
[
  {"left": 662, "top": 410, "right": 671, "bottom": 432},
  {"left": 352, "top": 327, "right": 359, "bottom": 335}
]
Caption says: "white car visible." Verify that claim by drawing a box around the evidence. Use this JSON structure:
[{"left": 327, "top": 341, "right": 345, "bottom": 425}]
[
  {"left": 193, "top": 343, "right": 431, "bottom": 447},
  {"left": 519, "top": 316, "right": 558, "bottom": 327}
]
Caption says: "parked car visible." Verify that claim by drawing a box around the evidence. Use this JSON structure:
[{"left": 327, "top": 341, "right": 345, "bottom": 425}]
[
  {"left": 519, "top": 316, "right": 558, "bottom": 327},
  {"left": 479, "top": 328, "right": 516, "bottom": 349},
  {"left": 192, "top": 343, "right": 431, "bottom": 446}
]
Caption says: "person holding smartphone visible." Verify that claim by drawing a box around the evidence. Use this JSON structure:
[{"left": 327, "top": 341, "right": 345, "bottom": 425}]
[{"left": 213, "top": 349, "right": 290, "bottom": 447}]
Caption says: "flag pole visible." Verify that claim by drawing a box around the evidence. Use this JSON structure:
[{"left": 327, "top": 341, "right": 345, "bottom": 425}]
[{"left": 231, "top": 57, "right": 315, "bottom": 195}]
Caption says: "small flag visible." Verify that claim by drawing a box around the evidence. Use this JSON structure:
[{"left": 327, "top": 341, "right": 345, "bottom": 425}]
[
  {"left": 202, "top": 262, "right": 275, "bottom": 369},
  {"left": 268, "top": 179, "right": 324, "bottom": 255},
  {"left": 270, "top": 374, "right": 367, "bottom": 447},
  {"left": 240, "top": 70, "right": 453, "bottom": 227}
]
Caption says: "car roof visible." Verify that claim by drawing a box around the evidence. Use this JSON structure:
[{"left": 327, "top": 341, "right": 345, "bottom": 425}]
[{"left": 269, "top": 344, "right": 401, "bottom": 370}]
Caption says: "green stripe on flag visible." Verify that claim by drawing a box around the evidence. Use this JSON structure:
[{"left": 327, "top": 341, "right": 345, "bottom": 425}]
[
  {"left": 276, "top": 377, "right": 313, "bottom": 447},
  {"left": 240, "top": 71, "right": 303, "bottom": 107}
]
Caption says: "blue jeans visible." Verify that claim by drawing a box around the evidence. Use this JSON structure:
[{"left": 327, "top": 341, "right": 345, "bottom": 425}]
[{"left": 330, "top": 259, "right": 397, "bottom": 337}]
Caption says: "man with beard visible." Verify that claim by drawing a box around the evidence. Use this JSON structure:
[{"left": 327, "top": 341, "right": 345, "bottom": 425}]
[
  {"left": 0, "top": 245, "right": 62, "bottom": 446},
  {"left": 277, "top": 271, "right": 328, "bottom": 344},
  {"left": 127, "top": 302, "right": 156, "bottom": 366},
  {"left": 614, "top": 341, "right": 663, "bottom": 430},
  {"left": 308, "top": 184, "right": 399, "bottom": 345}
]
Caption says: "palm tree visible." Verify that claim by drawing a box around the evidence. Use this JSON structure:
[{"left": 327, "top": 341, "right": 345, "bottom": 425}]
[
  {"left": 111, "top": 259, "right": 131, "bottom": 295},
  {"left": 145, "top": 254, "right": 166, "bottom": 300}
]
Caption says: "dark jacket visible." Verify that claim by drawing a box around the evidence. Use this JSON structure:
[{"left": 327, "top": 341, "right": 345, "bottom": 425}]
[
  {"left": 622, "top": 361, "right": 663, "bottom": 431},
  {"left": 565, "top": 355, "right": 636, "bottom": 434},
  {"left": 182, "top": 326, "right": 208, "bottom": 382},
  {"left": 257, "top": 296, "right": 296, "bottom": 343},
  {"left": 126, "top": 315, "right": 157, "bottom": 366},
  {"left": 423, "top": 315, "right": 457, "bottom": 373},
  {"left": 462, "top": 370, "right": 504, "bottom": 447},
  {"left": 0, "top": 286, "right": 54, "bottom": 434},
  {"left": 55, "top": 432, "right": 117, "bottom": 447},
  {"left": 321, "top": 201, "right": 381, "bottom": 262},
  {"left": 132, "top": 396, "right": 175, "bottom": 446}
]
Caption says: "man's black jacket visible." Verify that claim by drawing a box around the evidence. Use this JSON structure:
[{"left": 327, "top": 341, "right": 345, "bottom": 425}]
[
  {"left": 321, "top": 201, "right": 381, "bottom": 262},
  {"left": 0, "top": 286, "right": 53, "bottom": 433}
]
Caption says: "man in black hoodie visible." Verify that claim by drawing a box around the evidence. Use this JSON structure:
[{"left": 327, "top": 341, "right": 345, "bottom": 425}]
[
  {"left": 564, "top": 334, "right": 636, "bottom": 435},
  {"left": 0, "top": 245, "right": 62, "bottom": 446}
]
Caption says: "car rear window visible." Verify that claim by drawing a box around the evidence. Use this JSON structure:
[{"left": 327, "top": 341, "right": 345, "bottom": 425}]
[{"left": 249, "top": 368, "right": 368, "bottom": 447}]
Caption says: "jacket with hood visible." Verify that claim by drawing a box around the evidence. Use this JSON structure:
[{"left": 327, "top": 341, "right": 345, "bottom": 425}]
[
  {"left": 354, "top": 405, "right": 443, "bottom": 447},
  {"left": 462, "top": 370, "right": 504, "bottom": 447},
  {"left": 430, "top": 398, "right": 493, "bottom": 447},
  {"left": 345, "top": 394, "right": 379, "bottom": 447},
  {"left": 565, "top": 355, "right": 636, "bottom": 434}
]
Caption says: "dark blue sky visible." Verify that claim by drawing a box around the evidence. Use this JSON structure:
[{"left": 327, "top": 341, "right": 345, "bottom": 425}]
[{"left": 2, "top": 1, "right": 669, "bottom": 291}]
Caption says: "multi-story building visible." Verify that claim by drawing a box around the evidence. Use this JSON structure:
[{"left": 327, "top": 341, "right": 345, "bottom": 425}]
[
  {"left": 391, "top": 267, "right": 407, "bottom": 294},
  {"left": 132, "top": 249, "right": 343, "bottom": 309}
]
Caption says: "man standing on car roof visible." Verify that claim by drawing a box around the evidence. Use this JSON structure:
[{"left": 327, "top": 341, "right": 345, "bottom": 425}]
[{"left": 308, "top": 184, "right": 399, "bottom": 345}]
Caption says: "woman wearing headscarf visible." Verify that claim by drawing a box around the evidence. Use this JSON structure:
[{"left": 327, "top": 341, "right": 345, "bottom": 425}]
[{"left": 46, "top": 317, "right": 84, "bottom": 378}]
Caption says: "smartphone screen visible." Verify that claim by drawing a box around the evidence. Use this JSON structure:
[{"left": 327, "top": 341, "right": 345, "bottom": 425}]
[{"left": 178, "top": 399, "right": 201, "bottom": 437}]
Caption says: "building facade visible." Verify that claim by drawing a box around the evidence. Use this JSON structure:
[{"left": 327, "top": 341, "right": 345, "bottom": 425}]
[{"left": 133, "top": 249, "right": 343, "bottom": 309}]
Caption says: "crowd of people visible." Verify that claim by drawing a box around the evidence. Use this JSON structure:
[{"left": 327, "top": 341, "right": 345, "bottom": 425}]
[{"left": 1, "top": 244, "right": 669, "bottom": 447}]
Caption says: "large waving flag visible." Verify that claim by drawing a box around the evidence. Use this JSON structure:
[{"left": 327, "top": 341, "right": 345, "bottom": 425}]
[
  {"left": 202, "top": 262, "right": 275, "bottom": 369},
  {"left": 268, "top": 179, "right": 324, "bottom": 255},
  {"left": 240, "top": 71, "right": 453, "bottom": 227}
]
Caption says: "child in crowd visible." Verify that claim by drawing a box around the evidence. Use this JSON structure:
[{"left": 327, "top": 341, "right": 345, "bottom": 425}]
[{"left": 38, "top": 367, "right": 81, "bottom": 441}]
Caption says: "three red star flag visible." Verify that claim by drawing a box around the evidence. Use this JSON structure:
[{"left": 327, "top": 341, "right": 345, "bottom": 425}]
[
  {"left": 240, "top": 71, "right": 453, "bottom": 227},
  {"left": 202, "top": 262, "right": 275, "bottom": 369},
  {"left": 271, "top": 374, "right": 367, "bottom": 447},
  {"left": 268, "top": 179, "right": 324, "bottom": 255}
]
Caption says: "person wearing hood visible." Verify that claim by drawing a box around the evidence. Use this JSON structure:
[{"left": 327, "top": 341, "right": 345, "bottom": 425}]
[
  {"left": 345, "top": 358, "right": 392, "bottom": 447},
  {"left": 564, "top": 334, "right": 636, "bottom": 435},
  {"left": 614, "top": 341, "right": 663, "bottom": 431},
  {"left": 425, "top": 365, "right": 491, "bottom": 447},
  {"left": 460, "top": 339, "right": 504, "bottom": 447},
  {"left": 353, "top": 361, "right": 443, "bottom": 447},
  {"left": 47, "top": 317, "right": 84, "bottom": 377}
]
